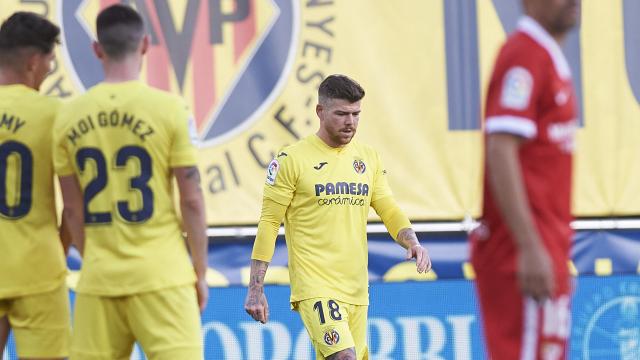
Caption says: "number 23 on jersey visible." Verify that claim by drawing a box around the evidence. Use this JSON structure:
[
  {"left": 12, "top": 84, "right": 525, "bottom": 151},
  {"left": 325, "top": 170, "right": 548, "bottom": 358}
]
[{"left": 76, "top": 145, "right": 154, "bottom": 225}]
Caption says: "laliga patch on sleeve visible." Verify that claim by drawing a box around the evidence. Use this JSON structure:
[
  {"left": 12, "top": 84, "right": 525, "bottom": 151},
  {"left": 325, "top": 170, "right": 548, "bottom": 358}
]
[
  {"left": 500, "top": 66, "right": 533, "bottom": 110},
  {"left": 266, "top": 159, "right": 280, "bottom": 185}
]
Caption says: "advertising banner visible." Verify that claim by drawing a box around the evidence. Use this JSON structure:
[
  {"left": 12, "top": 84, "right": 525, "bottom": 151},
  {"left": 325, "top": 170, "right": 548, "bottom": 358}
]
[{"left": 4, "top": 276, "right": 640, "bottom": 359}]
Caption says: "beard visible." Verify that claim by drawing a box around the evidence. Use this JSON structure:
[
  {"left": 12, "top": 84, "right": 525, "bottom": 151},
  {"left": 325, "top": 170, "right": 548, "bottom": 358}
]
[
  {"left": 331, "top": 128, "right": 356, "bottom": 145},
  {"left": 551, "top": 3, "right": 579, "bottom": 34}
]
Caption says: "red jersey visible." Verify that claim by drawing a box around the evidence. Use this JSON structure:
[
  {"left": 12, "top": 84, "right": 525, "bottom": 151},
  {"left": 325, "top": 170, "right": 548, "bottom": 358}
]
[{"left": 472, "top": 16, "right": 578, "bottom": 280}]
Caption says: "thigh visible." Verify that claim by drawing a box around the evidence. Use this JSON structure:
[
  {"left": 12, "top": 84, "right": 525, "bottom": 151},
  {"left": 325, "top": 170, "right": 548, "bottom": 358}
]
[
  {"left": 9, "top": 284, "right": 71, "bottom": 359},
  {"left": 296, "top": 298, "right": 356, "bottom": 359},
  {"left": 475, "top": 271, "right": 571, "bottom": 360},
  {"left": 128, "top": 285, "right": 203, "bottom": 360},
  {"left": 70, "top": 293, "right": 133, "bottom": 360},
  {"left": 348, "top": 304, "right": 369, "bottom": 360}
]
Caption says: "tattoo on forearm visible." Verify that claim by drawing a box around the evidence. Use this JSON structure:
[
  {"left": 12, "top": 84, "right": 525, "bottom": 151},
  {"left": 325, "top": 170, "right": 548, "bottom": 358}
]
[
  {"left": 249, "top": 260, "right": 269, "bottom": 289},
  {"left": 185, "top": 167, "right": 203, "bottom": 193},
  {"left": 397, "top": 228, "right": 419, "bottom": 248},
  {"left": 186, "top": 167, "right": 201, "bottom": 182}
]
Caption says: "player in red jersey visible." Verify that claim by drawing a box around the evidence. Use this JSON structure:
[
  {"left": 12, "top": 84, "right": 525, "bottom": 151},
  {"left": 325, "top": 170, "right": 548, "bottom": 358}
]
[{"left": 470, "top": 0, "right": 580, "bottom": 359}]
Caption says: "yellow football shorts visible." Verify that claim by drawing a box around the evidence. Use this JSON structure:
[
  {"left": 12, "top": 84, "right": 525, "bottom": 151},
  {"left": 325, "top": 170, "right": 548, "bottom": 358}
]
[
  {"left": 71, "top": 284, "right": 202, "bottom": 360},
  {"left": 0, "top": 283, "right": 71, "bottom": 358},
  {"left": 295, "top": 297, "right": 369, "bottom": 360}
]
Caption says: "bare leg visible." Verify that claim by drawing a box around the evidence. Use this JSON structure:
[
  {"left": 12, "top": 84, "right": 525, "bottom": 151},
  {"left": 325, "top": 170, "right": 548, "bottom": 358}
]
[{"left": 0, "top": 316, "right": 9, "bottom": 359}]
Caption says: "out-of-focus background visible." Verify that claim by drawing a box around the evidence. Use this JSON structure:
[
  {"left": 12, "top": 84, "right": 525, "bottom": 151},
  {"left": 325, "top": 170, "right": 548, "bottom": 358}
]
[{"left": 3, "top": 0, "right": 640, "bottom": 358}]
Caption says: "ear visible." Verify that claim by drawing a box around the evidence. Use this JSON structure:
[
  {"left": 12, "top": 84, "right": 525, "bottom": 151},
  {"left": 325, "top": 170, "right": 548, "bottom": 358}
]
[
  {"left": 140, "top": 35, "right": 149, "bottom": 55},
  {"left": 25, "top": 52, "right": 39, "bottom": 72},
  {"left": 92, "top": 41, "right": 104, "bottom": 59},
  {"left": 316, "top": 103, "right": 323, "bottom": 119}
]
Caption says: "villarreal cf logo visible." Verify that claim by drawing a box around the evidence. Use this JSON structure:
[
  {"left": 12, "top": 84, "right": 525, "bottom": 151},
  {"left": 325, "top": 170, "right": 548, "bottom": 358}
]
[
  {"left": 353, "top": 159, "right": 366, "bottom": 174},
  {"left": 323, "top": 329, "right": 340, "bottom": 346},
  {"left": 60, "top": 0, "right": 296, "bottom": 145}
]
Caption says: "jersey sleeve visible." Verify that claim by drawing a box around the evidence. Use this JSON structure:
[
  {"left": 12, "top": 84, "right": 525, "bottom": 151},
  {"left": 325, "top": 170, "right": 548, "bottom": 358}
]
[
  {"left": 371, "top": 150, "right": 393, "bottom": 203},
  {"left": 251, "top": 197, "right": 287, "bottom": 262},
  {"left": 262, "top": 149, "right": 297, "bottom": 206},
  {"left": 169, "top": 100, "right": 198, "bottom": 168},
  {"left": 52, "top": 106, "right": 75, "bottom": 177},
  {"left": 485, "top": 46, "right": 545, "bottom": 139},
  {"left": 371, "top": 196, "right": 412, "bottom": 240}
]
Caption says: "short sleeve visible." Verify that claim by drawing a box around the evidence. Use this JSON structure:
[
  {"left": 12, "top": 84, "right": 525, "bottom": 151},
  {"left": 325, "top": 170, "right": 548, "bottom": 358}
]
[
  {"left": 169, "top": 101, "right": 198, "bottom": 168},
  {"left": 485, "top": 47, "right": 544, "bottom": 139},
  {"left": 371, "top": 151, "right": 393, "bottom": 203},
  {"left": 262, "top": 149, "right": 297, "bottom": 206},
  {"left": 52, "top": 107, "right": 75, "bottom": 176}
]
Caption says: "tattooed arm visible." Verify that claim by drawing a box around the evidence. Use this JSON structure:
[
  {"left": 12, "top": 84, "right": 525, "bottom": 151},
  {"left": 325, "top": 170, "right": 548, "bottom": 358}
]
[
  {"left": 244, "top": 259, "right": 270, "bottom": 323},
  {"left": 396, "top": 228, "right": 431, "bottom": 273},
  {"left": 244, "top": 197, "right": 288, "bottom": 323},
  {"left": 174, "top": 166, "right": 209, "bottom": 312}
]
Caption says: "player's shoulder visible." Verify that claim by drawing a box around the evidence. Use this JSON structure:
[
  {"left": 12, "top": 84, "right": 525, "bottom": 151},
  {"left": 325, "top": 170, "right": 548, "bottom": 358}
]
[
  {"left": 136, "top": 84, "right": 186, "bottom": 111},
  {"left": 497, "top": 31, "right": 549, "bottom": 69},
  {"left": 142, "top": 84, "right": 183, "bottom": 103},
  {"left": 12, "top": 86, "right": 61, "bottom": 110},
  {"left": 30, "top": 93, "right": 61, "bottom": 114},
  {"left": 59, "top": 88, "right": 92, "bottom": 110},
  {"left": 277, "top": 136, "right": 315, "bottom": 158},
  {"left": 350, "top": 139, "right": 379, "bottom": 159}
]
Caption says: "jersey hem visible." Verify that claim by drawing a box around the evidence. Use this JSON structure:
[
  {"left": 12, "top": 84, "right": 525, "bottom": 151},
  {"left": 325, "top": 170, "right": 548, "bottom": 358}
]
[
  {"left": 75, "top": 277, "right": 195, "bottom": 297},
  {"left": 0, "top": 273, "right": 66, "bottom": 299},
  {"left": 290, "top": 294, "right": 369, "bottom": 307}
]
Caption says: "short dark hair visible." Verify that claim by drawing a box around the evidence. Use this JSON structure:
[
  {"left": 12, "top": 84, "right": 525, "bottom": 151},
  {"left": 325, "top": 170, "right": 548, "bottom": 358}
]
[
  {"left": 0, "top": 12, "right": 59, "bottom": 66},
  {"left": 318, "top": 74, "right": 365, "bottom": 104},
  {"left": 96, "top": 4, "right": 145, "bottom": 60}
]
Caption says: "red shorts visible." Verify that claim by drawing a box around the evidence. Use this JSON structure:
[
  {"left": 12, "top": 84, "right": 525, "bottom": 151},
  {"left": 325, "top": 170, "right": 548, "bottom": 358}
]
[{"left": 475, "top": 270, "right": 572, "bottom": 360}]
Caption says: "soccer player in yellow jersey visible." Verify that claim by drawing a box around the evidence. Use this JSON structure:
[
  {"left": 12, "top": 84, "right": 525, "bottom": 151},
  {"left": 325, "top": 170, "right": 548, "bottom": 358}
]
[
  {"left": 0, "top": 11, "right": 71, "bottom": 360},
  {"left": 245, "top": 75, "right": 432, "bottom": 360},
  {"left": 53, "top": 5, "right": 208, "bottom": 360}
]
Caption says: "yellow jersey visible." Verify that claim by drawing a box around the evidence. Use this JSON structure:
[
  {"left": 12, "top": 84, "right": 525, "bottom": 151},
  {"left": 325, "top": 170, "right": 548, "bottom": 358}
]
[
  {"left": 263, "top": 135, "right": 395, "bottom": 305},
  {"left": 53, "top": 81, "right": 198, "bottom": 296},
  {"left": 0, "top": 84, "right": 66, "bottom": 298}
]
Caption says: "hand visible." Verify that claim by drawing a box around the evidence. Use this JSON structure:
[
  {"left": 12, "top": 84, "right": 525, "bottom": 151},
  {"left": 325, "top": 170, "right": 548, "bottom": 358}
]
[
  {"left": 195, "top": 278, "right": 209, "bottom": 312},
  {"left": 518, "top": 244, "right": 555, "bottom": 302},
  {"left": 406, "top": 244, "right": 432, "bottom": 273},
  {"left": 244, "top": 287, "right": 269, "bottom": 324}
]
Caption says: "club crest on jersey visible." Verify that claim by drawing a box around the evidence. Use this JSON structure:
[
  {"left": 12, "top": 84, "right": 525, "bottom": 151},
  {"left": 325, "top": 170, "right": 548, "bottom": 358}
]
[
  {"left": 60, "top": 0, "right": 296, "bottom": 145},
  {"left": 353, "top": 159, "right": 366, "bottom": 174},
  {"left": 500, "top": 66, "right": 533, "bottom": 110},
  {"left": 266, "top": 159, "right": 280, "bottom": 185},
  {"left": 323, "top": 329, "right": 340, "bottom": 346}
]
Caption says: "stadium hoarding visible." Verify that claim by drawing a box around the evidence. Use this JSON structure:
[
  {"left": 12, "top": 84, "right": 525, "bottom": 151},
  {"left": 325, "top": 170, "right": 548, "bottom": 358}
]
[
  {"left": 1, "top": 0, "right": 639, "bottom": 225},
  {"left": 4, "top": 275, "right": 640, "bottom": 359}
]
